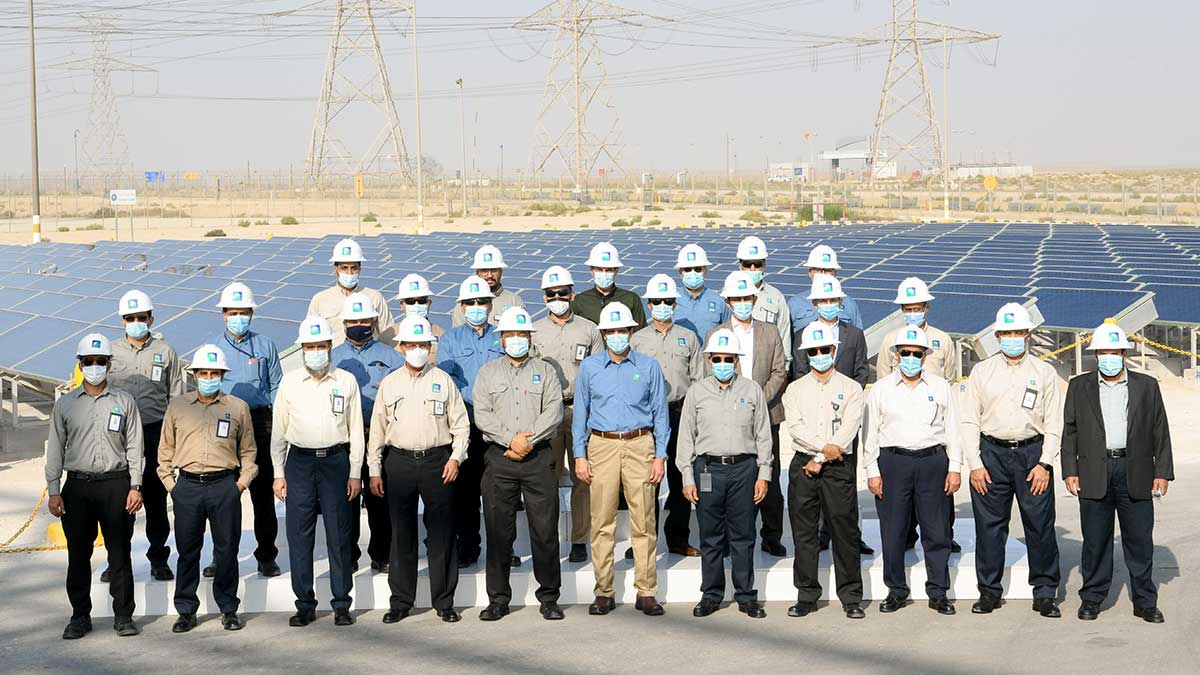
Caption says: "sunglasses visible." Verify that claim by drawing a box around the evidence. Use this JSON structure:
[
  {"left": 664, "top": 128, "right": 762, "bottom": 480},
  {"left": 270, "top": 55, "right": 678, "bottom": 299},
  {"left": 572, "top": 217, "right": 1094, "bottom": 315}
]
[
  {"left": 544, "top": 289, "right": 571, "bottom": 299},
  {"left": 401, "top": 297, "right": 429, "bottom": 305},
  {"left": 79, "top": 357, "right": 109, "bottom": 367},
  {"left": 461, "top": 298, "right": 490, "bottom": 306},
  {"left": 806, "top": 346, "right": 833, "bottom": 356},
  {"left": 648, "top": 298, "right": 675, "bottom": 306},
  {"left": 898, "top": 349, "right": 925, "bottom": 358},
  {"left": 679, "top": 266, "right": 703, "bottom": 273},
  {"left": 739, "top": 260, "right": 765, "bottom": 269},
  {"left": 122, "top": 314, "right": 150, "bottom": 323},
  {"left": 710, "top": 356, "right": 738, "bottom": 364}
]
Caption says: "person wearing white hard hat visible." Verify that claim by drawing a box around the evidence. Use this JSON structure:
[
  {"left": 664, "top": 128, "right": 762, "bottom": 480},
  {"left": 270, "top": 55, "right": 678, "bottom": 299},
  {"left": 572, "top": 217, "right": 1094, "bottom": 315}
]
[
  {"left": 572, "top": 301, "right": 671, "bottom": 616},
  {"left": 532, "top": 264, "right": 603, "bottom": 562},
  {"left": 735, "top": 235, "right": 792, "bottom": 362},
  {"left": 678, "top": 329, "right": 772, "bottom": 620},
  {"left": 395, "top": 273, "right": 446, "bottom": 364},
  {"left": 792, "top": 275, "right": 869, "bottom": 386},
  {"left": 368, "top": 315, "right": 470, "bottom": 624},
  {"left": 157, "top": 345, "right": 258, "bottom": 633},
  {"left": 876, "top": 277, "right": 958, "bottom": 381},
  {"left": 472, "top": 307, "right": 565, "bottom": 621},
  {"left": 332, "top": 293, "right": 405, "bottom": 574},
  {"left": 451, "top": 245, "right": 525, "bottom": 327},
  {"left": 47, "top": 333, "right": 145, "bottom": 640},
  {"left": 1064, "top": 321, "right": 1173, "bottom": 624},
  {"left": 962, "top": 302, "right": 1064, "bottom": 618},
  {"left": 571, "top": 241, "right": 647, "bottom": 330},
  {"left": 270, "top": 317, "right": 365, "bottom": 628},
  {"left": 863, "top": 326, "right": 963, "bottom": 616},
  {"left": 632, "top": 274, "right": 705, "bottom": 557},
  {"left": 673, "top": 243, "right": 730, "bottom": 340},
  {"left": 108, "top": 289, "right": 184, "bottom": 582},
  {"left": 788, "top": 244, "right": 864, "bottom": 334},
  {"left": 707, "top": 271, "right": 788, "bottom": 556},
  {"left": 780, "top": 322, "right": 867, "bottom": 620},
  {"left": 306, "top": 237, "right": 395, "bottom": 346}
]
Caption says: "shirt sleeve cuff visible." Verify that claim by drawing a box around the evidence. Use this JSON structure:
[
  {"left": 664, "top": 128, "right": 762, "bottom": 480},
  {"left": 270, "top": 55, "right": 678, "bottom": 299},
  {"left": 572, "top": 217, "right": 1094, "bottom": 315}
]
[
  {"left": 948, "top": 460, "right": 962, "bottom": 474},
  {"left": 681, "top": 467, "right": 695, "bottom": 486},
  {"left": 866, "top": 464, "right": 881, "bottom": 479},
  {"left": 161, "top": 476, "right": 176, "bottom": 493},
  {"left": 369, "top": 463, "right": 381, "bottom": 477},
  {"left": 47, "top": 479, "right": 61, "bottom": 496},
  {"left": 756, "top": 465, "right": 772, "bottom": 482}
]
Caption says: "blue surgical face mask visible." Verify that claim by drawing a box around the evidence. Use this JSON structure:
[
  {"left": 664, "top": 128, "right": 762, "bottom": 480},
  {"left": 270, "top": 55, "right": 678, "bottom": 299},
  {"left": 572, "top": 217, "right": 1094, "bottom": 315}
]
[
  {"left": 748, "top": 270, "right": 765, "bottom": 285},
  {"left": 337, "top": 272, "right": 359, "bottom": 289},
  {"left": 124, "top": 321, "right": 149, "bottom": 340},
  {"left": 712, "top": 362, "right": 735, "bottom": 382},
  {"left": 899, "top": 355, "right": 923, "bottom": 378},
  {"left": 464, "top": 305, "right": 489, "bottom": 326},
  {"left": 593, "top": 271, "right": 615, "bottom": 290},
  {"left": 810, "top": 353, "right": 835, "bottom": 372},
  {"left": 504, "top": 336, "right": 530, "bottom": 359},
  {"left": 731, "top": 301, "right": 754, "bottom": 321},
  {"left": 405, "top": 303, "right": 429, "bottom": 318},
  {"left": 681, "top": 271, "right": 705, "bottom": 290},
  {"left": 651, "top": 303, "right": 674, "bottom": 322},
  {"left": 225, "top": 315, "right": 251, "bottom": 336},
  {"left": 903, "top": 311, "right": 926, "bottom": 327},
  {"left": 196, "top": 377, "right": 222, "bottom": 397},
  {"left": 999, "top": 336, "right": 1027, "bottom": 358},
  {"left": 1097, "top": 353, "right": 1124, "bottom": 377},
  {"left": 605, "top": 332, "right": 629, "bottom": 354},
  {"left": 817, "top": 303, "right": 839, "bottom": 322}
]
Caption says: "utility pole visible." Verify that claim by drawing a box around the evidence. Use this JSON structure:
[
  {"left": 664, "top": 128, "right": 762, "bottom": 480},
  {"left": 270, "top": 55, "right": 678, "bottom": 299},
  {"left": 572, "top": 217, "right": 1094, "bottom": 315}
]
[
  {"left": 28, "top": 0, "right": 40, "bottom": 243},
  {"left": 456, "top": 78, "right": 468, "bottom": 217},
  {"left": 73, "top": 129, "right": 79, "bottom": 191},
  {"left": 410, "top": 3, "right": 424, "bottom": 234},
  {"left": 499, "top": 144, "right": 504, "bottom": 200}
]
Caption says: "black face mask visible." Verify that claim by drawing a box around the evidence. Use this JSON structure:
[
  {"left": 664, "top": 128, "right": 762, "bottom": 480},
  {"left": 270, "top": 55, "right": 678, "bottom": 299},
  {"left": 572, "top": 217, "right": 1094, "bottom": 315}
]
[{"left": 346, "top": 325, "right": 373, "bottom": 343}]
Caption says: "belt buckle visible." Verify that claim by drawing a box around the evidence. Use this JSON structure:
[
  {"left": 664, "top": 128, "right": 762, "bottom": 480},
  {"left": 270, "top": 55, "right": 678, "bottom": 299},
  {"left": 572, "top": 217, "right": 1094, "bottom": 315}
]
[{"left": 315, "top": 448, "right": 328, "bottom": 458}]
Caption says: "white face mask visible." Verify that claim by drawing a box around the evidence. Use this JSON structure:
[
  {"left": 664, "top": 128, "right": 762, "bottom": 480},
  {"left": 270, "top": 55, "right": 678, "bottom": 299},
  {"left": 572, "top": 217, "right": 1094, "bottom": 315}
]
[
  {"left": 82, "top": 365, "right": 107, "bottom": 385},
  {"left": 547, "top": 300, "right": 571, "bottom": 316},
  {"left": 404, "top": 346, "right": 430, "bottom": 369},
  {"left": 303, "top": 348, "right": 330, "bottom": 372}
]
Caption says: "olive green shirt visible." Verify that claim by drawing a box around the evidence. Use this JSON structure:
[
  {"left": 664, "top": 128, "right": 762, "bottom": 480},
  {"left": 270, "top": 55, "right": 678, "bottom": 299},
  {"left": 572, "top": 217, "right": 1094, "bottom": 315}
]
[
  {"left": 571, "top": 286, "right": 647, "bottom": 330},
  {"left": 109, "top": 334, "right": 185, "bottom": 425}
]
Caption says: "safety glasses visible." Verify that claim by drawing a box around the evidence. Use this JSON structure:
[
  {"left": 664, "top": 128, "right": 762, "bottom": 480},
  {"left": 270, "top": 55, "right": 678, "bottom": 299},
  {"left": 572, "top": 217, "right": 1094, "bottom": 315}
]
[
  {"left": 647, "top": 298, "right": 675, "bottom": 306},
  {"left": 544, "top": 289, "right": 571, "bottom": 299},
  {"left": 806, "top": 346, "right": 833, "bottom": 356},
  {"left": 710, "top": 356, "right": 737, "bottom": 364}
]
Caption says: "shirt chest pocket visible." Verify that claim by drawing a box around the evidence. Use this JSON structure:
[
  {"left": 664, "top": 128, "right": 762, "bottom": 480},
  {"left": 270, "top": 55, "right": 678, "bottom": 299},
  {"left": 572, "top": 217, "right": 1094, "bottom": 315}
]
[
  {"left": 922, "top": 391, "right": 946, "bottom": 426},
  {"left": 729, "top": 399, "right": 756, "bottom": 428},
  {"left": 383, "top": 395, "right": 406, "bottom": 421},
  {"left": 214, "top": 415, "right": 239, "bottom": 441},
  {"left": 426, "top": 391, "right": 449, "bottom": 417}
]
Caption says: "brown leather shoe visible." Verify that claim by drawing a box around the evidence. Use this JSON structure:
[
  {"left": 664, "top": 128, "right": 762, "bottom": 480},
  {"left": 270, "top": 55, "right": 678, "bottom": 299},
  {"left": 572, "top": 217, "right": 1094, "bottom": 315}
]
[
  {"left": 634, "top": 596, "right": 665, "bottom": 616},
  {"left": 668, "top": 545, "right": 701, "bottom": 557},
  {"left": 588, "top": 596, "right": 615, "bottom": 615}
]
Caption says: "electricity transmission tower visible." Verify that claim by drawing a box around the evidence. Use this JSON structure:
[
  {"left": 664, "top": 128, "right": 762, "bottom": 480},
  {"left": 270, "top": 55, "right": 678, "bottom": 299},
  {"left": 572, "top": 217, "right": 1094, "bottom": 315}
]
[{"left": 306, "top": 1, "right": 415, "bottom": 185}]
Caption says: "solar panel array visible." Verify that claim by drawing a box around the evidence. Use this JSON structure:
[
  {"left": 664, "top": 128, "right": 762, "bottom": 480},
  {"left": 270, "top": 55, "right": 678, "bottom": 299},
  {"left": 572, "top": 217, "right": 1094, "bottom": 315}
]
[{"left": 1, "top": 221, "right": 1197, "bottom": 384}]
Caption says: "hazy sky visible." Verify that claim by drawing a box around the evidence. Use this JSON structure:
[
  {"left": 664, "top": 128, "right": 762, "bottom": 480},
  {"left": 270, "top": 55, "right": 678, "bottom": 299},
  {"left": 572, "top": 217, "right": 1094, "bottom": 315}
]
[{"left": 1, "top": 0, "right": 1198, "bottom": 176}]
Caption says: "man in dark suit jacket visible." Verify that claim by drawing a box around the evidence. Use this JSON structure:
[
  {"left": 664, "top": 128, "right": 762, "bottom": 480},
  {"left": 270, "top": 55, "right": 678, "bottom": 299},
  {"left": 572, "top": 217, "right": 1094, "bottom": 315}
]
[
  {"left": 790, "top": 320, "right": 869, "bottom": 385},
  {"left": 1063, "top": 323, "right": 1173, "bottom": 624}
]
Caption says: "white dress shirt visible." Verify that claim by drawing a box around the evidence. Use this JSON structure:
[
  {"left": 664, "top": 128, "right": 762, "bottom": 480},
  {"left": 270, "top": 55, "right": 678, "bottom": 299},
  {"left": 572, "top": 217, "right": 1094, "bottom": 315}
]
[
  {"left": 733, "top": 320, "right": 755, "bottom": 379},
  {"left": 863, "top": 371, "right": 963, "bottom": 478}
]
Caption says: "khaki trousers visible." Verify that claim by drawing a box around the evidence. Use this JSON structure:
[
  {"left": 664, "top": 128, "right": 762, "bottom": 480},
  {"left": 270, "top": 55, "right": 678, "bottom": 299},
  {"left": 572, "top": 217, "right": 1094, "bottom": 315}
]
[
  {"left": 587, "top": 433, "right": 658, "bottom": 597},
  {"left": 550, "top": 404, "right": 591, "bottom": 544}
]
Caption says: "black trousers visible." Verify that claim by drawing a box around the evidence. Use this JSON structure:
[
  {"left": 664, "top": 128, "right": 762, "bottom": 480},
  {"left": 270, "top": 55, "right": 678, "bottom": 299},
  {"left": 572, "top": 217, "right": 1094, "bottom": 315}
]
[
  {"left": 695, "top": 456, "right": 759, "bottom": 604},
  {"left": 452, "top": 426, "right": 487, "bottom": 562},
  {"left": 352, "top": 460, "right": 392, "bottom": 565},
  {"left": 173, "top": 474, "right": 241, "bottom": 615},
  {"left": 757, "top": 423, "right": 784, "bottom": 545},
  {"left": 386, "top": 447, "right": 459, "bottom": 612},
  {"left": 247, "top": 408, "right": 278, "bottom": 564},
  {"left": 876, "top": 448, "right": 952, "bottom": 599},
  {"left": 970, "top": 438, "right": 1060, "bottom": 599},
  {"left": 656, "top": 405, "right": 692, "bottom": 549},
  {"left": 482, "top": 444, "right": 561, "bottom": 605},
  {"left": 1079, "top": 457, "right": 1157, "bottom": 608},
  {"left": 140, "top": 420, "right": 171, "bottom": 567},
  {"left": 789, "top": 455, "right": 863, "bottom": 606},
  {"left": 285, "top": 451, "right": 354, "bottom": 612},
  {"left": 817, "top": 441, "right": 859, "bottom": 548},
  {"left": 62, "top": 476, "right": 134, "bottom": 618}
]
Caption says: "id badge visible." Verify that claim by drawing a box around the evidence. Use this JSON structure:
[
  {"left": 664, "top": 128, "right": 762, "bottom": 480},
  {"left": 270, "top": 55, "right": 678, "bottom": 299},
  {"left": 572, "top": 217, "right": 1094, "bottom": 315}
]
[
  {"left": 1021, "top": 388, "right": 1038, "bottom": 410},
  {"left": 331, "top": 395, "right": 345, "bottom": 414},
  {"left": 216, "top": 419, "right": 231, "bottom": 439},
  {"left": 151, "top": 364, "right": 164, "bottom": 382},
  {"left": 763, "top": 310, "right": 777, "bottom": 324},
  {"left": 832, "top": 417, "right": 842, "bottom": 434},
  {"left": 107, "top": 412, "right": 123, "bottom": 433},
  {"left": 433, "top": 400, "right": 446, "bottom": 417},
  {"left": 575, "top": 343, "right": 587, "bottom": 362},
  {"left": 699, "top": 471, "right": 713, "bottom": 493}
]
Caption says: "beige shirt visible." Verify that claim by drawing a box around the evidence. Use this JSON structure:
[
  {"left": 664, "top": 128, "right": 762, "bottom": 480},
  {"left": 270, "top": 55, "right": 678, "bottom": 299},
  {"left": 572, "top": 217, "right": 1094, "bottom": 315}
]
[
  {"left": 863, "top": 371, "right": 963, "bottom": 478},
  {"left": 472, "top": 356, "right": 564, "bottom": 449},
  {"left": 630, "top": 322, "right": 704, "bottom": 404},
  {"left": 451, "top": 287, "right": 526, "bottom": 327},
  {"left": 158, "top": 392, "right": 258, "bottom": 492},
  {"left": 960, "top": 353, "right": 1064, "bottom": 468},
  {"left": 780, "top": 370, "right": 865, "bottom": 464},
  {"left": 531, "top": 313, "right": 603, "bottom": 400},
  {"left": 877, "top": 323, "right": 959, "bottom": 381},
  {"left": 270, "top": 367, "right": 365, "bottom": 477},
  {"left": 307, "top": 285, "right": 395, "bottom": 346},
  {"left": 109, "top": 334, "right": 186, "bottom": 424},
  {"left": 367, "top": 365, "right": 470, "bottom": 474},
  {"left": 45, "top": 386, "right": 144, "bottom": 496}
]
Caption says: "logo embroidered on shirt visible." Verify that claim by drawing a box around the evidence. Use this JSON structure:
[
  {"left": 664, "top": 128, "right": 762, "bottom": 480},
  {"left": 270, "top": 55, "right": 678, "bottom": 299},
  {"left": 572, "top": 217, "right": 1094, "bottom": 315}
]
[
  {"left": 707, "top": 302, "right": 716, "bottom": 311},
  {"left": 677, "top": 337, "right": 686, "bottom": 346},
  {"left": 154, "top": 353, "right": 163, "bottom": 363},
  {"left": 633, "top": 373, "right": 640, "bottom": 381},
  {"left": 433, "top": 383, "right": 442, "bottom": 393},
  {"left": 932, "top": 339, "right": 941, "bottom": 348},
  {"left": 928, "top": 396, "right": 935, "bottom": 401},
  {"left": 533, "top": 374, "right": 542, "bottom": 384}
]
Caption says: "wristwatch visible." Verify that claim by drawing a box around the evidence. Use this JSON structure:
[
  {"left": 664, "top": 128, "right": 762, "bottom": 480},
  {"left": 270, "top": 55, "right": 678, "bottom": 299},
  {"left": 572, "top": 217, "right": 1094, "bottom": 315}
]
[
  {"left": 131, "top": 484, "right": 142, "bottom": 492},
  {"left": 1037, "top": 462, "right": 1053, "bottom": 472}
]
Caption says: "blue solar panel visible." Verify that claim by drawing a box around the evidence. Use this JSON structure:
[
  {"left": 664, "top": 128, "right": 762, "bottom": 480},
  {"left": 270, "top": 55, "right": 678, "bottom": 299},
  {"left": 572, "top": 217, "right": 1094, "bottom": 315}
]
[
  {"left": 1142, "top": 284, "right": 1200, "bottom": 324},
  {"left": 1035, "top": 289, "right": 1152, "bottom": 330}
]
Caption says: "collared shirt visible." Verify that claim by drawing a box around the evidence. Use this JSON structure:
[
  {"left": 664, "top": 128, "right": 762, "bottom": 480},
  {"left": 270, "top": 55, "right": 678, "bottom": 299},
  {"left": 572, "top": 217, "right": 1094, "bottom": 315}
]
[
  {"left": 674, "top": 287, "right": 730, "bottom": 340},
  {"left": 531, "top": 313, "right": 603, "bottom": 399},
  {"left": 451, "top": 287, "right": 526, "bottom": 327},
  {"left": 630, "top": 322, "right": 704, "bottom": 404},
  {"left": 211, "top": 329, "right": 281, "bottom": 410},
  {"left": 754, "top": 282, "right": 792, "bottom": 361},
  {"left": 780, "top": 370, "right": 865, "bottom": 464},
  {"left": 676, "top": 375, "right": 772, "bottom": 486},
  {"left": 572, "top": 350, "right": 671, "bottom": 459},
  {"left": 367, "top": 365, "right": 470, "bottom": 474},
  {"left": 473, "top": 356, "right": 563, "bottom": 449},
  {"left": 961, "top": 353, "right": 1064, "bottom": 468},
  {"left": 158, "top": 392, "right": 257, "bottom": 492},
  {"left": 877, "top": 323, "right": 958, "bottom": 381},
  {"left": 333, "top": 338, "right": 404, "bottom": 423},
  {"left": 306, "top": 285, "right": 395, "bottom": 346},
  {"left": 45, "top": 386, "right": 144, "bottom": 496},
  {"left": 109, "top": 334, "right": 185, "bottom": 424},
  {"left": 270, "top": 367, "right": 364, "bottom": 477},
  {"left": 436, "top": 323, "right": 504, "bottom": 410},
  {"left": 733, "top": 320, "right": 755, "bottom": 378},
  {"left": 790, "top": 293, "right": 864, "bottom": 333},
  {"left": 1098, "top": 371, "right": 1129, "bottom": 450},
  {"left": 571, "top": 286, "right": 648, "bottom": 330},
  {"left": 863, "top": 371, "right": 963, "bottom": 478}
]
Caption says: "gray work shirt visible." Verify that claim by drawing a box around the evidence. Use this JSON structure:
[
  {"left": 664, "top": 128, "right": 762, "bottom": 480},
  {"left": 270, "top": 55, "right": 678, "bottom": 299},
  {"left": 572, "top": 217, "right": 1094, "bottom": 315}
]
[
  {"left": 531, "top": 313, "right": 603, "bottom": 400},
  {"left": 630, "top": 322, "right": 705, "bottom": 405},
  {"left": 452, "top": 287, "right": 526, "bottom": 327},
  {"left": 109, "top": 334, "right": 185, "bottom": 425},
  {"left": 1098, "top": 372, "right": 1129, "bottom": 450},
  {"left": 675, "top": 375, "right": 773, "bottom": 487},
  {"left": 45, "top": 386, "right": 144, "bottom": 496},
  {"left": 472, "top": 356, "right": 564, "bottom": 449}
]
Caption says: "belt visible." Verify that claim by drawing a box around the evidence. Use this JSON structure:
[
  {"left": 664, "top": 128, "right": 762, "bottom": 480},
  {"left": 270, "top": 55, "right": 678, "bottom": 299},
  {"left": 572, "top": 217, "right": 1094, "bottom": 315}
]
[
  {"left": 562, "top": 396, "right": 574, "bottom": 406},
  {"left": 982, "top": 433, "right": 1043, "bottom": 449},
  {"left": 290, "top": 442, "right": 350, "bottom": 458},
  {"left": 386, "top": 445, "right": 450, "bottom": 460},
  {"left": 180, "top": 469, "right": 236, "bottom": 483},
  {"left": 881, "top": 444, "right": 945, "bottom": 459},
  {"left": 701, "top": 454, "right": 755, "bottom": 466},
  {"left": 1107, "top": 448, "right": 1127, "bottom": 459},
  {"left": 66, "top": 470, "right": 127, "bottom": 482},
  {"left": 591, "top": 428, "right": 651, "bottom": 441}
]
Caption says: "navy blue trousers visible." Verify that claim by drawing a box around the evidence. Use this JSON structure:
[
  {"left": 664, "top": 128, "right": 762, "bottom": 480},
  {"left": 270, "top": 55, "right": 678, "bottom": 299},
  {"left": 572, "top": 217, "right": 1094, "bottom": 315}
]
[
  {"left": 173, "top": 474, "right": 241, "bottom": 615},
  {"left": 285, "top": 451, "right": 354, "bottom": 612},
  {"left": 876, "top": 448, "right": 952, "bottom": 599},
  {"left": 695, "top": 457, "right": 759, "bottom": 604},
  {"left": 1079, "top": 457, "right": 1157, "bottom": 608}
]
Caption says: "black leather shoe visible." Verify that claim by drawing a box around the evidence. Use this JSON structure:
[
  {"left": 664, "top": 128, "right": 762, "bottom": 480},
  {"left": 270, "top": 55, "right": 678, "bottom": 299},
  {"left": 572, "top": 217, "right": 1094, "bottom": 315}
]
[
  {"left": 1033, "top": 598, "right": 1061, "bottom": 618},
  {"left": 369, "top": 560, "right": 389, "bottom": 574},
  {"left": 787, "top": 601, "right": 816, "bottom": 617},
  {"left": 172, "top": 614, "right": 197, "bottom": 633},
  {"left": 928, "top": 596, "right": 956, "bottom": 615},
  {"left": 151, "top": 565, "right": 174, "bottom": 581},
  {"left": 738, "top": 601, "right": 766, "bottom": 618},
  {"left": 540, "top": 602, "right": 565, "bottom": 620},
  {"left": 844, "top": 604, "right": 866, "bottom": 619},
  {"left": 113, "top": 616, "right": 140, "bottom": 636},
  {"left": 858, "top": 541, "right": 875, "bottom": 556},
  {"left": 479, "top": 603, "right": 510, "bottom": 622},
  {"left": 950, "top": 540, "right": 962, "bottom": 554},
  {"left": 99, "top": 569, "right": 111, "bottom": 583},
  {"left": 589, "top": 596, "right": 614, "bottom": 615},
  {"left": 510, "top": 555, "right": 522, "bottom": 567},
  {"left": 1077, "top": 601, "right": 1100, "bottom": 621},
  {"left": 1133, "top": 606, "right": 1164, "bottom": 624},
  {"left": 221, "top": 612, "right": 244, "bottom": 631},
  {"left": 437, "top": 608, "right": 461, "bottom": 623},
  {"left": 258, "top": 561, "right": 282, "bottom": 577},
  {"left": 568, "top": 544, "right": 588, "bottom": 563},
  {"left": 62, "top": 616, "right": 92, "bottom": 640},
  {"left": 693, "top": 599, "right": 720, "bottom": 617},
  {"left": 972, "top": 593, "right": 1004, "bottom": 614},
  {"left": 878, "top": 595, "right": 909, "bottom": 613},
  {"left": 760, "top": 540, "right": 787, "bottom": 557},
  {"left": 289, "top": 609, "right": 316, "bottom": 627},
  {"left": 382, "top": 608, "right": 410, "bottom": 624},
  {"left": 624, "top": 546, "right": 634, "bottom": 560},
  {"left": 202, "top": 564, "right": 216, "bottom": 579},
  {"left": 334, "top": 609, "right": 355, "bottom": 626},
  {"left": 668, "top": 545, "right": 701, "bottom": 557},
  {"left": 635, "top": 596, "right": 665, "bottom": 616}
]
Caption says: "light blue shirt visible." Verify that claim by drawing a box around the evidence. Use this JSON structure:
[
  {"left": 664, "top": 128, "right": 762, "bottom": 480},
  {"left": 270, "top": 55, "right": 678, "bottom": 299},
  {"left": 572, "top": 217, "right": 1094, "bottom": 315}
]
[
  {"left": 211, "top": 330, "right": 281, "bottom": 410},
  {"left": 436, "top": 323, "right": 504, "bottom": 410},
  {"left": 1097, "top": 371, "right": 1129, "bottom": 450},
  {"left": 789, "top": 294, "right": 864, "bottom": 334},
  {"left": 674, "top": 287, "right": 731, "bottom": 340},
  {"left": 333, "top": 338, "right": 404, "bottom": 423},
  {"left": 572, "top": 349, "right": 671, "bottom": 459}
]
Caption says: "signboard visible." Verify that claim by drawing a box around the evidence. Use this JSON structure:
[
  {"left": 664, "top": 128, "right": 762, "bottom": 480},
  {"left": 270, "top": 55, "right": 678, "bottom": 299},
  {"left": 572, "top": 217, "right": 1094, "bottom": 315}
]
[
  {"left": 144, "top": 171, "right": 165, "bottom": 184},
  {"left": 109, "top": 189, "right": 137, "bottom": 206},
  {"left": 983, "top": 175, "right": 998, "bottom": 192},
  {"left": 354, "top": 175, "right": 364, "bottom": 198},
  {"left": 183, "top": 171, "right": 200, "bottom": 181}
]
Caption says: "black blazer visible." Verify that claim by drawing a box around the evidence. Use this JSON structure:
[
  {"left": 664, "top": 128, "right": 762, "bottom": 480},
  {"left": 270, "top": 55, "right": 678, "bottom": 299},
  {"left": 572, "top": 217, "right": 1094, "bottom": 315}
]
[
  {"left": 790, "top": 320, "right": 869, "bottom": 386},
  {"left": 1061, "top": 369, "right": 1173, "bottom": 500}
]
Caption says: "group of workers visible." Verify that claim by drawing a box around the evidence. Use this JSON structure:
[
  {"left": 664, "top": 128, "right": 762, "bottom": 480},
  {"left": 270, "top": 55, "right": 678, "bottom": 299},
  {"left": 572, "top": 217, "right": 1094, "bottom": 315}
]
[{"left": 45, "top": 234, "right": 1174, "bottom": 639}]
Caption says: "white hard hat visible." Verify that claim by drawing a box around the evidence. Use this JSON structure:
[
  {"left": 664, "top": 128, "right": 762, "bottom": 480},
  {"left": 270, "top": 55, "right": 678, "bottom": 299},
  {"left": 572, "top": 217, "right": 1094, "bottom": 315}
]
[
  {"left": 799, "top": 322, "right": 839, "bottom": 351},
  {"left": 642, "top": 274, "right": 680, "bottom": 300},
  {"left": 721, "top": 271, "right": 759, "bottom": 298},
  {"left": 585, "top": 242, "right": 622, "bottom": 268},
  {"left": 993, "top": 302, "right": 1036, "bottom": 332},
  {"left": 497, "top": 306, "right": 537, "bottom": 332},
  {"left": 457, "top": 275, "right": 495, "bottom": 302},
  {"left": 298, "top": 316, "right": 334, "bottom": 344},
  {"left": 597, "top": 302, "right": 638, "bottom": 331},
  {"left": 216, "top": 282, "right": 256, "bottom": 309},
  {"left": 894, "top": 277, "right": 935, "bottom": 304},
  {"left": 329, "top": 238, "right": 365, "bottom": 263},
  {"left": 118, "top": 289, "right": 153, "bottom": 316},
  {"left": 396, "top": 273, "right": 432, "bottom": 299},
  {"left": 804, "top": 244, "right": 841, "bottom": 270},
  {"left": 736, "top": 235, "right": 768, "bottom": 261},
  {"left": 396, "top": 315, "right": 435, "bottom": 343},
  {"left": 675, "top": 244, "right": 711, "bottom": 268},
  {"left": 704, "top": 328, "right": 744, "bottom": 355},
  {"left": 76, "top": 333, "right": 112, "bottom": 357},
  {"left": 187, "top": 344, "right": 231, "bottom": 371},
  {"left": 471, "top": 244, "right": 508, "bottom": 270},
  {"left": 807, "top": 274, "right": 845, "bottom": 301},
  {"left": 342, "top": 292, "right": 379, "bottom": 320},
  {"left": 540, "top": 265, "right": 575, "bottom": 289},
  {"left": 1088, "top": 321, "right": 1132, "bottom": 351},
  {"left": 894, "top": 325, "right": 931, "bottom": 350}
]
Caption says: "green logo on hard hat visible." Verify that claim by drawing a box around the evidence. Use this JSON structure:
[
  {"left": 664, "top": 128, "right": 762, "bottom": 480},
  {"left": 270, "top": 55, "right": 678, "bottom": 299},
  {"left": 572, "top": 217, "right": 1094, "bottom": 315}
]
[
  {"left": 470, "top": 282, "right": 479, "bottom": 292},
  {"left": 718, "top": 336, "right": 729, "bottom": 346},
  {"left": 610, "top": 310, "right": 621, "bottom": 321},
  {"left": 414, "top": 324, "right": 424, "bottom": 334},
  {"left": 750, "top": 246, "right": 759, "bottom": 254},
  {"left": 207, "top": 352, "right": 218, "bottom": 362},
  {"left": 483, "top": 252, "right": 493, "bottom": 262},
  {"left": 821, "top": 253, "right": 831, "bottom": 262},
  {"left": 549, "top": 273, "right": 559, "bottom": 282},
  {"left": 823, "top": 282, "right": 833, "bottom": 293},
  {"left": 687, "top": 251, "right": 696, "bottom": 261},
  {"left": 737, "top": 279, "right": 748, "bottom": 290},
  {"left": 1110, "top": 331, "right": 1120, "bottom": 342},
  {"left": 658, "top": 282, "right": 668, "bottom": 292},
  {"left": 341, "top": 246, "right": 351, "bottom": 255},
  {"left": 353, "top": 302, "right": 363, "bottom": 313},
  {"left": 409, "top": 281, "right": 420, "bottom": 290},
  {"left": 814, "top": 329, "right": 824, "bottom": 340},
  {"left": 516, "top": 314, "right": 527, "bottom": 325},
  {"left": 127, "top": 299, "right": 138, "bottom": 309},
  {"left": 907, "top": 330, "right": 917, "bottom": 340},
  {"left": 233, "top": 291, "right": 243, "bottom": 301},
  {"left": 91, "top": 339, "right": 101, "bottom": 348},
  {"left": 906, "top": 287, "right": 916, "bottom": 297},
  {"left": 309, "top": 325, "right": 321, "bottom": 335},
  {"left": 601, "top": 251, "right": 611, "bottom": 261},
  {"left": 1004, "top": 313, "right": 1014, "bottom": 323}
]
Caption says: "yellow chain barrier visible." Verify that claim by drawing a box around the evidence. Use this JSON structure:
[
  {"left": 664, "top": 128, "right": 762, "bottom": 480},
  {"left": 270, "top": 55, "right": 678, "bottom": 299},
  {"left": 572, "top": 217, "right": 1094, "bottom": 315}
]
[
  {"left": 1130, "top": 333, "right": 1200, "bottom": 359},
  {"left": 0, "top": 485, "right": 66, "bottom": 555}
]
